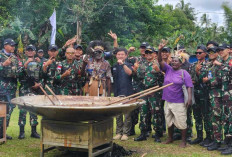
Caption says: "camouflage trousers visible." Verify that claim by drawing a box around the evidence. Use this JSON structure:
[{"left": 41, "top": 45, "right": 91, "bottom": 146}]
[
  {"left": 61, "top": 87, "right": 80, "bottom": 95},
  {"left": 222, "top": 97, "right": 232, "bottom": 137},
  {"left": 174, "top": 106, "right": 193, "bottom": 137},
  {"left": 18, "top": 108, "right": 38, "bottom": 127},
  {"left": 211, "top": 97, "right": 224, "bottom": 143},
  {"left": 0, "top": 91, "right": 16, "bottom": 128},
  {"left": 192, "top": 95, "right": 213, "bottom": 137},
  {"left": 139, "top": 96, "right": 163, "bottom": 135}
]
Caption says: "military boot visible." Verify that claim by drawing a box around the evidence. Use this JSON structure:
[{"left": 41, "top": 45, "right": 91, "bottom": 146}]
[
  {"left": 134, "top": 131, "right": 147, "bottom": 141},
  {"left": 207, "top": 141, "right": 220, "bottom": 151},
  {"left": 201, "top": 133, "right": 213, "bottom": 147},
  {"left": 190, "top": 131, "right": 203, "bottom": 145},
  {"left": 31, "top": 126, "right": 40, "bottom": 138},
  {"left": 18, "top": 126, "right": 25, "bottom": 139},
  {"left": 218, "top": 137, "right": 230, "bottom": 151},
  {"left": 221, "top": 137, "right": 232, "bottom": 155}
]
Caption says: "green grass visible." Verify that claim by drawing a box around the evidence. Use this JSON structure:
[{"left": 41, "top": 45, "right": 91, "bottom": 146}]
[{"left": 0, "top": 107, "right": 230, "bottom": 157}]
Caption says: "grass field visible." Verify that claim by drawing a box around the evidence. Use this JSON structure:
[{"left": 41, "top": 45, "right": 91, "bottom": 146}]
[{"left": 0, "top": 107, "right": 230, "bottom": 157}]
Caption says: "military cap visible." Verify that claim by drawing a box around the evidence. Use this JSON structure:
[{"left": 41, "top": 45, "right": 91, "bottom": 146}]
[
  {"left": 74, "top": 44, "right": 83, "bottom": 50},
  {"left": 4, "top": 38, "right": 16, "bottom": 46},
  {"left": 26, "top": 44, "right": 36, "bottom": 51},
  {"left": 48, "top": 44, "right": 58, "bottom": 51}
]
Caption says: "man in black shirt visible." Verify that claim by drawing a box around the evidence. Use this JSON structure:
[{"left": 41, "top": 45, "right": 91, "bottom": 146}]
[{"left": 112, "top": 48, "right": 133, "bottom": 141}]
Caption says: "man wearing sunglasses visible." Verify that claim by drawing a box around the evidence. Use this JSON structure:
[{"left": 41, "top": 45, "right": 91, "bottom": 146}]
[
  {"left": 189, "top": 45, "right": 213, "bottom": 146},
  {"left": 134, "top": 46, "right": 164, "bottom": 143},
  {"left": 55, "top": 47, "right": 82, "bottom": 95},
  {"left": 197, "top": 46, "right": 224, "bottom": 150}
]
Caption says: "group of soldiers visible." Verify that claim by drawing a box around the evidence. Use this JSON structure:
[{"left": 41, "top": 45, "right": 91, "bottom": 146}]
[{"left": 0, "top": 33, "right": 232, "bottom": 154}]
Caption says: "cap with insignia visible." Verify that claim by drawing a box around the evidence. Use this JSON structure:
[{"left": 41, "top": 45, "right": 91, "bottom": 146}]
[{"left": 4, "top": 38, "right": 16, "bottom": 46}]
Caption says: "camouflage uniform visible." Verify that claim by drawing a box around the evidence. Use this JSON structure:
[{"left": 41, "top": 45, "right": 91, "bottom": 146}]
[
  {"left": 200, "top": 57, "right": 223, "bottom": 143},
  {"left": 55, "top": 59, "right": 81, "bottom": 95},
  {"left": 42, "top": 60, "right": 62, "bottom": 95},
  {"left": 18, "top": 58, "right": 42, "bottom": 127},
  {"left": 137, "top": 59, "right": 163, "bottom": 135},
  {"left": 130, "top": 56, "right": 146, "bottom": 131},
  {"left": 219, "top": 56, "right": 232, "bottom": 138},
  {"left": 189, "top": 61, "right": 213, "bottom": 138},
  {"left": 85, "top": 58, "right": 112, "bottom": 96},
  {"left": 75, "top": 56, "right": 86, "bottom": 95},
  {"left": 0, "top": 50, "right": 21, "bottom": 127}
]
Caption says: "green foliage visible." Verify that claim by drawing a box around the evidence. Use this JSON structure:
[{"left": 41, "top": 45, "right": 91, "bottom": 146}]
[{"left": 0, "top": 0, "right": 231, "bottom": 53}]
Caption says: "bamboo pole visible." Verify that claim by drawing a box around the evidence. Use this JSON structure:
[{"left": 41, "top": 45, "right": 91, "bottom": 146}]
[
  {"left": 122, "top": 83, "right": 173, "bottom": 105},
  {"left": 105, "top": 85, "right": 159, "bottom": 106},
  {"left": 39, "top": 85, "right": 56, "bottom": 106},
  {"left": 45, "top": 85, "right": 63, "bottom": 105}
]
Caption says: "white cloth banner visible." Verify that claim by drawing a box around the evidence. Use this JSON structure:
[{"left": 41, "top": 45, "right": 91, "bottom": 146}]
[{"left": 49, "top": 9, "right": 56, "bottom": 45}]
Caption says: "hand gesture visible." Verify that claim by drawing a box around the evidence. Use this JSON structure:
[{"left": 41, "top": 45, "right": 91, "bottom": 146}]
[
  {"left": 117, "top": 59, "right": 124, "bottom": 65},
  {"left": 128, "top": 47, "right": 136, "bottom": 53},
  {"left": 3, "top": 57, "right": 12, "bottom": 66},
  {"left": 32, "top": 82, "right": 41, "bottom": 89},
  {"left": 108, "top": 30, "right": 117, "bottom": 41},
  {"left": 64, "top": 35, "right": 77, "bottom": 48},
  {"left": 45, "top": 57, "right": 55, "bottom": 66},
  {"left": 133, "top": 60, "right": 139, "bottom": 71},
  {"left": 35, "top": 57, "right": 40, "bottom": 63},
  {"left": 213, "top": 60, "right": 222, "bottom": 66},
  {"left": 153, "top": 63, "right": 160, "bottom": 72},
  {"left": 195, "top": 63, "right": 202, "bottom": 74},
  {"left": 158, "top": 39, "right": 168, "bottom": 50},
  {"left": 62, "top": 68, "right": 72, "bottom": 78},
  {"left": 203, "top": 77, "right": 209, "bottom": 83}
]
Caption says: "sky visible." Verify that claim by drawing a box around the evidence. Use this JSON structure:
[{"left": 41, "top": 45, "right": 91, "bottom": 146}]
[{"left": 156, "top": 0, "right": 232, "bottom": 27}]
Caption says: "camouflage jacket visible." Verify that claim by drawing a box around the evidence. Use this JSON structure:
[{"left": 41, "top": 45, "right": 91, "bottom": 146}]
[
  {"left": 85, "top": 58, "right": 112, "bottom": 82},
  {"left": 0, "top": 50, "right": 23, "bottom": 93},
  {"left": 55, "top": 59, "right": 81, "bottom": 90},
  {"left": 219, "top": 56, "right": 232, "bottom": 98},
  {"left": 75, "top": 57, "right": 86, "bottom": 88},
  {"left": 189, "top": 60, "right": 209, "bottom": 95},
  {"left": 42, "top": 59, "right": 61, "bottom": 93},
  {"left": 137, "top": 59, "right": 163, "bottom": 91},
  {"left": 130, "top": 56, "right": 147, "bottom": 92},
  {"left": 18, "top": 58, "right": 43, "bottom": 96},
  {"left": 199, "top": 57, "right": 222, "bottom": 98}
]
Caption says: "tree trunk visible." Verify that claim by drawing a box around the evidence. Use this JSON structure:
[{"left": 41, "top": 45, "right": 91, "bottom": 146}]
[{"left": 76, "top": 20, "right": 82, "bottom": 44}]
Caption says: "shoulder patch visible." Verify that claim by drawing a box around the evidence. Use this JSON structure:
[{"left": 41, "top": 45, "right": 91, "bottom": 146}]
[{"left": 229, "top": 59, "right": 232, "bottom": 67}]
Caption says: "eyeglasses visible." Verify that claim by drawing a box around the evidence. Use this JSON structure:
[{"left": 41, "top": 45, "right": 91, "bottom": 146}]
[
  {"left": 145, "top": 51, "right": 153, "bottom": 54},
  {"left": 66, "top": 52, "right": 74, "bottom": 55},
  {"left": 195, "top": 52, "right": 203, "bottom": 55}
]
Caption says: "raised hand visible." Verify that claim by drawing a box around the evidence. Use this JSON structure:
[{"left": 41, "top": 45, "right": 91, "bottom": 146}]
[
  {"left": 158, "top": 39, "right": 168, "bottom": 50},
  {"left": 108, "top": 30, "right": 117, "bottom": 41}
]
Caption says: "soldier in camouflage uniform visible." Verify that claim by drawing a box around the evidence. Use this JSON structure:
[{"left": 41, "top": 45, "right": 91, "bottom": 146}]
[
  {"left": 55, "top": 47, "right": 82, "bottom": 95},
  {"left": 42, "top": 44, "right": 61, "bottom": 95},
  {"left": 74, "top": 44, "right": 86, "bottom": 95},
  {"left": 18, "top": 45, "right": 41, "bottom": 139},
  {"left": 211, "top": 44, "right": 232, "bottom": 155},
  {"left": 0, "top": 38, "right": 20, "bottom": 139},
  {"left": 189, "top": 45, "right": 213, "bottom": 146},
  {"left": 134, "top": 46, "right": 164, "bottom": 142},
  {"left": 198, "top": 46, "right": 223, "bottom": 150},
  {"left": 128, "top": 42, "right": 150, "bottom": 136},
  {"left": 85, "top": 41, "right": 112, "bottom": 96}
]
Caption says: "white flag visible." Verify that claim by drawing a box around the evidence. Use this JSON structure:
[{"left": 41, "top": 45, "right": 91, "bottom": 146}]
[{"left": 49, "top": 9, "right": 56, "bottom": 45}]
